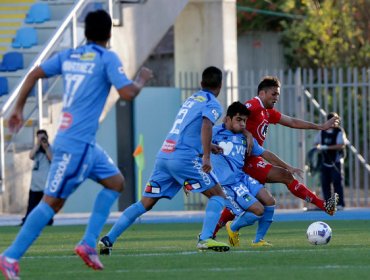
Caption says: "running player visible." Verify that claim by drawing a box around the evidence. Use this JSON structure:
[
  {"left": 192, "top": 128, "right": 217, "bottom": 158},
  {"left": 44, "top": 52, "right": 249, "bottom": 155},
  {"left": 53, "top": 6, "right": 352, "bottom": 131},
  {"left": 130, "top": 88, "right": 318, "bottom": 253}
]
[
  {"left": 98, "top": 66, "right": 230, "bottom": 255},
  {"left": 214, "top": 76, "right": 339, "bottom": 245},
  {"left": 0, "top": 10, "right": 152, "bottom": 279},
  {"left": 212, "top": 102, "right": 303, "bottom": 247}
]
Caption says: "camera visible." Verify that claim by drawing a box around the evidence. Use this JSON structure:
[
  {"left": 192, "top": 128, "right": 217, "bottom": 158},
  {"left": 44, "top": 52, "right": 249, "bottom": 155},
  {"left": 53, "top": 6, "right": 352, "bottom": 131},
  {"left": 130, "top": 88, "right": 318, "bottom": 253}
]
[{"left": 41, "top": 137, "right": 48, "bottom": 143}]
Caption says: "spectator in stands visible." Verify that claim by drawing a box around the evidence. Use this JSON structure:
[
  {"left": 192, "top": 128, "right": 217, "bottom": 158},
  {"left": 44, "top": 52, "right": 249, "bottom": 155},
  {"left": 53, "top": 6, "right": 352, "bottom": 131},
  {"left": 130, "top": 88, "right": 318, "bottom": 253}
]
[
  {"left": 0, "top": 10, "right": 152, "bottom": 279},
  {"left": 20, "top": 129, "right": 53, "bottom": 226},
  {"left": 314, "top": 112, "right": 347, "bottom": 209}
]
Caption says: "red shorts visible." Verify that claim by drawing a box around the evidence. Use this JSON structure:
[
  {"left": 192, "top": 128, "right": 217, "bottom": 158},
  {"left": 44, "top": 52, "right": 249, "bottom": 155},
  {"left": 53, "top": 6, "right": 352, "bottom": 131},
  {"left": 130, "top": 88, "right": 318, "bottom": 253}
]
[{"left": 242, "top": 156, "right": 273, "bottom": 184}]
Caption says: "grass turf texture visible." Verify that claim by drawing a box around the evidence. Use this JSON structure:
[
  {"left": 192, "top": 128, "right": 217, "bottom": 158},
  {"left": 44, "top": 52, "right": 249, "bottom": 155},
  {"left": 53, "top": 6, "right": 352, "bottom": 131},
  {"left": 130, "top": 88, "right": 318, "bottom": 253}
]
[{"left": 1, "top": 220, "right": 369, "bottom": 280}]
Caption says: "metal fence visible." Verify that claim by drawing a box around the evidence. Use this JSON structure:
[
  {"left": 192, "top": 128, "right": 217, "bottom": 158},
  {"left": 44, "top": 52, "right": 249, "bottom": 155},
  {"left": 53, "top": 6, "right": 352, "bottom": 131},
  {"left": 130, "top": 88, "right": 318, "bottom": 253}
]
[{"left": 178, "top": 68, "right": 370, "bottom": 210}]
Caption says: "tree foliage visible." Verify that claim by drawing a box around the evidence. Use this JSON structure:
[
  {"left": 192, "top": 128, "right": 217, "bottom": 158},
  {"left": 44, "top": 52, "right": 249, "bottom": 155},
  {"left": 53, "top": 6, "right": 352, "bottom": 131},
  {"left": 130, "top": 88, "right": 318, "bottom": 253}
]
[
  {"left": 237, "top": 0, "right": 370, "bottom": 68},
  {"left": 281, "top": 0, "right": 370, "bottom": 68}
]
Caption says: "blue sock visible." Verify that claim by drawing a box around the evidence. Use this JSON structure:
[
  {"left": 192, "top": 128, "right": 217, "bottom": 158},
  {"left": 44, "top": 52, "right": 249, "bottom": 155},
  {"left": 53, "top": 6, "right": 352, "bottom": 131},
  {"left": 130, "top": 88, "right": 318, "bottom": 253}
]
[
  {"left": 254, "top": 205, "right": 275, "bottom": 242},
  {"left": 81, "top": 188, "right": 120, "bottom": 247},
  {"left": 4, "top": 201, "right": 55, "bottom": 260},
  {"left": 106, "top": 201, "right": 146, "bottom": 243},
  {"left": 199, "top": 196, "right": 225, "bottom": 240},
  {"left": 230, "top": 211, "right": 261, "bottom": 232}
]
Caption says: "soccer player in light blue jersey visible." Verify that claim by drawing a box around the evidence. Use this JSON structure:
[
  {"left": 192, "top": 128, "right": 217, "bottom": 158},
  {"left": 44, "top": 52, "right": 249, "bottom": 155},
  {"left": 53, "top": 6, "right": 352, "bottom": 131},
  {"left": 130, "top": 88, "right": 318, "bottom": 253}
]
[
  {"left": 98, "top": 66, "right": 230, "bottom": 254},
  {"left": 0, "top": 10, "right": 153, "bottom": 279},
  {"left": 211, "top": 102, "right": 303, "bottom": 247}
]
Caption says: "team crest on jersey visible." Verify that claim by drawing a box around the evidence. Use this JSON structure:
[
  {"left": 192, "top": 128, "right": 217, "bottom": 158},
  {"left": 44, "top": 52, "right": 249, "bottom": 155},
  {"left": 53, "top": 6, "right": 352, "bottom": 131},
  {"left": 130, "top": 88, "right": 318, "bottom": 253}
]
[
  {"left": 245, "top": 102, "right": 252, "bottom": 109},
  {"left": 145, "top": 181, "right": 161, "bottom": 194},
  {"left": 257, "top": 119, "right": 269, "bottom": 140},
  {"left": 183, "top": 179, "right": 201, "bottom": 191},
  {"left": 80, "top": 52, "right": 96, "bottom": 61}
]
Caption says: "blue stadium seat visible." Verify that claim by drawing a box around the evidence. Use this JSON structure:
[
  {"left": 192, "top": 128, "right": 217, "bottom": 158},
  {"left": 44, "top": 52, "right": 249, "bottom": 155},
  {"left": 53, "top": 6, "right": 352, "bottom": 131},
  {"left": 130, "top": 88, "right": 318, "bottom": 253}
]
[
  {"left": 12, "top": 27, "right": 38, "bottom": 48},
  {"left": 0, "top": 52, "right": 24, "bottom": 71},
  {"left": 78, "top": 2, "right": 104, "bottom": 23},
  {"left": 0, "top": 77, "right": 9, "bottom": 96},
  {"left": 25, "top": 3, "right": 51, "bottom": 24}
]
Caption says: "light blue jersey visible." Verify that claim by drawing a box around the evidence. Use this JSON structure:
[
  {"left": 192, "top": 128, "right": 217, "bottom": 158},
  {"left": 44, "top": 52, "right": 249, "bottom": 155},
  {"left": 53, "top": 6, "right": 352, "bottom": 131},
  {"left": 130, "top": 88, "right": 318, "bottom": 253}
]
[
  {"left": 211, "top": 124, "right": 264, "bottom": 185},
  {"left": 143, "top": 90, "right": 222, "bottom": 199},
  {"left": 40, "top": 43, "right": 131, "bottom": 198},
  {"left": 157, "top": 90, "right": 223, "bottom": 159},
  {"left": 41, "top": 43, "right": 132, "bottom": 145},
  {"left": 211, "top": 124, "right": 265, "bottom": 214}
]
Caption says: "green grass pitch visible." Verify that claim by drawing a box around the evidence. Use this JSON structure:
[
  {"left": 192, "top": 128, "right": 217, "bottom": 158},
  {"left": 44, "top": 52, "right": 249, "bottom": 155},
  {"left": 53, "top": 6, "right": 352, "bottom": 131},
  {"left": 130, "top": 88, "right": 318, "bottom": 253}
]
[{"left": 1, "top": 220, "right": 369, "bottom": 279}]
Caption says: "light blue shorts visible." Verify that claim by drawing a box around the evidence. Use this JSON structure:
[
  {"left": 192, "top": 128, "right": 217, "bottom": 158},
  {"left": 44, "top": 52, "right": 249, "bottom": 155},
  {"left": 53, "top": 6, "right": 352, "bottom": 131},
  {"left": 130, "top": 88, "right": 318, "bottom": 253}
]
[
  {"left": 222, "top": 175, "right": 264, "bottom": 216},
  {"left": 44, "top": 141, "right": 120, "bottom": 199},
  {"left": 143, "top": 157, "right": 219, "bottom": 199}
]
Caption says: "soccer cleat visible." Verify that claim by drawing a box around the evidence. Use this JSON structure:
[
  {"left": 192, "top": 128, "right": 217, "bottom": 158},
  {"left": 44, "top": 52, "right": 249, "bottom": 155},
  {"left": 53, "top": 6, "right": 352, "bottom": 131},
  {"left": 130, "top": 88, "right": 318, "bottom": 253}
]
[
  {"left": 225, "top": 221, "right": 240, "bottom": 247},
  {"left": 74, "top": 242, "right": 104, "bottom": 270},
  {"left": 98, "top": 236, "right": 113, "bottom": 256},
  {"left": 324, "top": 193, "right": 339, "bottom": 216},
  {"left": 251, "top": 239, "right": 273, "bottom": 247},
  {"left": 0, "top": 255, "right": 20, "bottom": 280},
  {"left": 196, "top": 238, "right": 230, "bottom": 252}
]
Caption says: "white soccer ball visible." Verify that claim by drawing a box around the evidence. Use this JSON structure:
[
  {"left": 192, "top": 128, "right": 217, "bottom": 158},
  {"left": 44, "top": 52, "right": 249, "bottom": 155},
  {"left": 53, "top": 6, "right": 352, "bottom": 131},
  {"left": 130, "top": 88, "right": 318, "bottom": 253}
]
[{"left": 306, "top": 221, "right": 332, "bottom": 245}]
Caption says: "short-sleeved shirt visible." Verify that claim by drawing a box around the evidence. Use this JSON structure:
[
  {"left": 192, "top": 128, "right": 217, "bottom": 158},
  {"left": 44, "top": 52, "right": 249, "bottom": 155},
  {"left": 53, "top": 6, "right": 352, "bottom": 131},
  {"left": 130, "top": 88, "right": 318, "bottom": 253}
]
[
  {"left": 211, "top": 124, "right": 264, "bottom": 185},
  {"left": 245, "top": 97, "right": 282, "bottom": 146},
  {"left": 30, "top": 150, "right": 51, "bottom": 192},
  {"left": 41, "top": 43, "right": 132, "bottom": 146},
  {"left": 157, "top": 90, "right": 223, "bottom": 160}
]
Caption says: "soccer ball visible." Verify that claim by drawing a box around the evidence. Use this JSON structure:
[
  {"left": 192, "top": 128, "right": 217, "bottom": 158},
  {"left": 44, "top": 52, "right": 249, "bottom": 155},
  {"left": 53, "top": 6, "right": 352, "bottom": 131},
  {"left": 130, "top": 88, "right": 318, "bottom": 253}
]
[{"left": 306, "top": 221, "right": 332, "bottom": 245}]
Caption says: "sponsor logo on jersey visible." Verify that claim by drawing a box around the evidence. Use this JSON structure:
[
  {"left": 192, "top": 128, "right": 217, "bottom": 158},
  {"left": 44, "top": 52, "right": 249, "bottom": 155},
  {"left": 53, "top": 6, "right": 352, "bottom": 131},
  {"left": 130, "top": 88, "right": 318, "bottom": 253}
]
[
  {"left": 80, "top": 52, "right": 96, "bottom": 61},
  {"left": 49, "top": 153, "right": 72, "bottom": 192},
  {"left": 59, "top": 112, "right": 73, "bottom": 130},
  {"left": 192, "top": 158, "right": 211, "bottom": 185},
  {"left": 193, "top": 96, "right": 206, "bottom": 102},
  {"left": 161, "top": 140, "right": 176, "bottom": 153}
]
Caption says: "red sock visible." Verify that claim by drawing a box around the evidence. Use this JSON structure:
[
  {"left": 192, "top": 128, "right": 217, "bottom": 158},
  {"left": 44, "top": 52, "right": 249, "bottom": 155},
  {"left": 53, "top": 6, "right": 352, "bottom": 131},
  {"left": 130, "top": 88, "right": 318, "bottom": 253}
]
[
  {"left": 213, "top": 208, "right": 235, "bottom": 238},
  {"left": 287, "top": 179, "right": 325, "bottom": 211}
]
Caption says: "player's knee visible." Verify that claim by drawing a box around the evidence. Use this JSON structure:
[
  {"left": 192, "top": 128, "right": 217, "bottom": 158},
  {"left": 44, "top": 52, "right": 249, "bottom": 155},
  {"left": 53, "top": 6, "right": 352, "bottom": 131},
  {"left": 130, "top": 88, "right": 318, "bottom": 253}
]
[
  {"left": 249, "top": 202, "right": 264, "bottom": 216},
  {"left": 266, "top": 196, "right": 276, "bottom": 206}
]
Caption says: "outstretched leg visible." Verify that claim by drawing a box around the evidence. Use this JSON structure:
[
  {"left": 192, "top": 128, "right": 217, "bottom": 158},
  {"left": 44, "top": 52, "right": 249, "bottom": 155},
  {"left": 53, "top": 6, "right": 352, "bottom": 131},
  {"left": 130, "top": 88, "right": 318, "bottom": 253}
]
[{"left": 266, "top": 166, "right": 337, "bottom": 215}]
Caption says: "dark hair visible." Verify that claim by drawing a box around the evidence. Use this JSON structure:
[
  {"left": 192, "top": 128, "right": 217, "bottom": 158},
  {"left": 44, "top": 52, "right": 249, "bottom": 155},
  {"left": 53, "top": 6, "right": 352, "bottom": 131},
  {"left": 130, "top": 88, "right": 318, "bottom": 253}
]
[
  {"left": 257, "top": 76, "right": 281, "bottom": 94},
  {"left": 85, "top": 10, "right": 112, "bottom": 42},
  {"left": 36, "top": 129, "right": 48, "bottom": 138},
  {"left": 327, "top": 112, "right": 339, "bottom": 121},
  {"left": 201, "top": 66, "right": 222, "bottom": 89},
  {"left": 226, "top": 101, "right": 250, "bottom": 118}
]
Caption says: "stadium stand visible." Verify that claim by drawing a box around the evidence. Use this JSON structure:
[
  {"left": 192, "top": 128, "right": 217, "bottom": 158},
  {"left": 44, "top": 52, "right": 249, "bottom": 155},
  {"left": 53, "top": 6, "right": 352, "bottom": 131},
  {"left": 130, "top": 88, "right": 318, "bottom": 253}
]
[
  {"left": 25, "top": 2, "right": 51, "bottom": 24},
  {"left": 12, "top": 27, "right": 38, "bottom": 48},
  {"left": 0, "top": 51, "right": 24, "bottom": 71},
  {"left": 0, "top": 76, "right": 9, "bottom": 96}
]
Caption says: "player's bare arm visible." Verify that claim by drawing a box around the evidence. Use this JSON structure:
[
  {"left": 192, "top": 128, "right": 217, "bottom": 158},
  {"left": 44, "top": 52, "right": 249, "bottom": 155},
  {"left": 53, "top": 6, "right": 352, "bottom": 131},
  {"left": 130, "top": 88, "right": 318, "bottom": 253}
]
[
  {"left": 278, "top": 114, "right": 340, "bottom": 130},
  {"left": 201, "top": 117, "right": 213, "bottom": 173},
  {"left": 8, "top": 66, "right": 46, "bottom": 133},
  {"left": 241, "top": 128, "right": 254, "bottom": 156},
  {"left": 261, "top": 150, "right": 304, "bottom": 179},
  {"left": 117, "top": 67, "right": 153, "bottom": 101}
]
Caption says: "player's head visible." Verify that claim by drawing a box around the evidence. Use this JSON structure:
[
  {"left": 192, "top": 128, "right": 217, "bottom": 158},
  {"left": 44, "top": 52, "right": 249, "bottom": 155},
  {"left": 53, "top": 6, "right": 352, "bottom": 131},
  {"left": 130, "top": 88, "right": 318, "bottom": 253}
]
[
  {"left": 201, "top": 66, "right": 223, "bottom": 97},
  {"left": 257, "top": 76, "right": 281, "bottom": 109},
  {"left": 85, "top": 10, "right": 112, "bottom": 43},
  {"left": 224, "top": 101, "right": 250, "bottom": 133}
]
